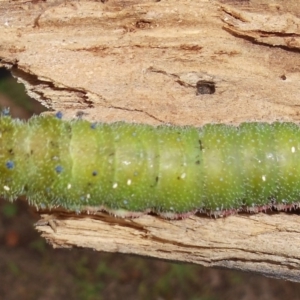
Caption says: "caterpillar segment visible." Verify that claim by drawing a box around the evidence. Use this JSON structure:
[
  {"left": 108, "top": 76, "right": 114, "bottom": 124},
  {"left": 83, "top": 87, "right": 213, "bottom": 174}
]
[{"left": 0, "top": 112, "right": 300, "bottom": 219}]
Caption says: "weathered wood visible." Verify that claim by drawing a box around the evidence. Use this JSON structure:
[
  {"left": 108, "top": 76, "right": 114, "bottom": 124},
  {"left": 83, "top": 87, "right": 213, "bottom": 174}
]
[
  {"left": 1, "top": 0, "right": 300, "bottom": 125},
  {"left": 1, "top": 0, "right": 300, "bottom": 281},
  {"left": 35, "top": 210, "right": 300, "bottom": 282}
]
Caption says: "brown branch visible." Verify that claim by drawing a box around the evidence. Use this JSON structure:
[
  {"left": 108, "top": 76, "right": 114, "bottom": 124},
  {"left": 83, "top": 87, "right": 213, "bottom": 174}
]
[
  {"left": 36, "top": 211, "right": 300, "bottom": 282},
  {"left": 1, "top": 0, "right": 300, "bottom": 125}
]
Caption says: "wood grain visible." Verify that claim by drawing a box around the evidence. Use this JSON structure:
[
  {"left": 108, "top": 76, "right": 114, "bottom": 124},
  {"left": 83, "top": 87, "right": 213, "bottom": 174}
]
[
  {"left": 0, "top": 0, "right": 300, "bottom": 125},
  {"left": 36, "top": 210, "right": 300, "bottom": 282}
]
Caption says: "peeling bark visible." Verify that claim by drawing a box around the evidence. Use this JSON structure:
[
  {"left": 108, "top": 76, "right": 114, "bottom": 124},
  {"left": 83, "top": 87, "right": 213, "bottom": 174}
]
[{"left": 35, "top": 210, "right": 300, "bottom": 282}]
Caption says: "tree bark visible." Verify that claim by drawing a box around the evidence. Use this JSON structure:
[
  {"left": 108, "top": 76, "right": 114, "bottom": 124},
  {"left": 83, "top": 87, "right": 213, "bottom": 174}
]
[
  {"left": 1, "top": 0, "right": 300, "bottom": 281},
  {"left": 35, "top": 210, "right": 300, "bottom": 282}
]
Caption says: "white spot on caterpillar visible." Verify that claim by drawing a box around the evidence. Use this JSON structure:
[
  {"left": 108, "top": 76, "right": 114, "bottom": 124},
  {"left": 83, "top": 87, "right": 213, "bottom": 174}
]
[
  {"left": 262, "top": 175, "right": 266, "bottom": 181},
  {"left": 123, "top": 161, "right": 131, "bottom": 165},
  {"left": 127, "top": 179, "right": 132, "bottom": 185},
  {"left": 86, "top": 194, "right": 90, "bottom": 199},
  {"left": 67, "top": 183, "right": 72, "bottom": 189},
  {"left": 180, "top": 173, "right": 186, "bottom": 179},
  {"left": 3, "top": 185, "right": 10, "bottom": 191},
  {"left": 113, "top": 183, "right": 118, "bottom": 189},
  {"left": 291, "top": 146, "right": 296, "bottom": 153}
]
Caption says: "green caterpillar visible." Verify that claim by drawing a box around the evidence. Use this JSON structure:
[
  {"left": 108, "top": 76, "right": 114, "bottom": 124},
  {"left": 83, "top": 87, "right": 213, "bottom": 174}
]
[{"left": 1, "top": 112, "right": 300, "bottom": 218}]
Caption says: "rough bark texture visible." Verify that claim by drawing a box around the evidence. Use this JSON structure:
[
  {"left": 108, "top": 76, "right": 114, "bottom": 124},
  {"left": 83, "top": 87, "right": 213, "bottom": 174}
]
[
  {"left": 1, "top": 0, "right": 300, "bottom": 281},
  {"left": 35, "top": 210, "right": 300, "bottom": 282}
]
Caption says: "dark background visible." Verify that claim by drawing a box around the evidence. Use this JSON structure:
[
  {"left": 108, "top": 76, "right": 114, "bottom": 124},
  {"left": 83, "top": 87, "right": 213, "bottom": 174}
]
[{"left": 0, "top": 68, "right": 299, "bottom": 300}]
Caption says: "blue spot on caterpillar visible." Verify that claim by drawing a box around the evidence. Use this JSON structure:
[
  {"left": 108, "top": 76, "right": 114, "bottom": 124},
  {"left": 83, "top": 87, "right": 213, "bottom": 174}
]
[
  {"left": 55, "top": 111, "right": 63, "bottom": 119},
  {"left": 6, "top": 161, "right": 14, "bottom": 170},
  {"left": 1, "top": 114, "right": 300, "bottom": 219},
  {"left": 55, "top": 165, "right": 63, "bottom": 174},
  {"left": 2, "top": 108, "right": 10, "bottom": 116}
]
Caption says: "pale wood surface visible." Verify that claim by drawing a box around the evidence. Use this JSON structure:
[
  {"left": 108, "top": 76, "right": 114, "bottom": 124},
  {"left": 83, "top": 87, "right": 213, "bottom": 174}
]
[
  {"left": 35, "top": 210, "right": 300, "bottom": 282},
  {"left": 1, "top": 0, "right": 300, "bottom": 125},
  {"left": 1, "top": 0, "right": 300, "bottom": 281}
]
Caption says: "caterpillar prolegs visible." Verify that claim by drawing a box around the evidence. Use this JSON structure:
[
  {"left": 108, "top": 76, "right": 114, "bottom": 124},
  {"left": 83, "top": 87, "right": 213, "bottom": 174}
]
[{"left": 1, "top": 113, "right": 300, "bottom": 219}]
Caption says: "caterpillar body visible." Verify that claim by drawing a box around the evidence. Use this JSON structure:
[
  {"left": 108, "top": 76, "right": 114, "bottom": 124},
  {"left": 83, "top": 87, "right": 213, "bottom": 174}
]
[{"left": 1, "top": 114, "right": 300, "bottom": 219}]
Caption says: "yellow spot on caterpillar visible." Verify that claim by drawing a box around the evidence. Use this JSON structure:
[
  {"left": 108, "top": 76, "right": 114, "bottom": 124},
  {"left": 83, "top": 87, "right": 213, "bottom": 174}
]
[
  {"left": 262, "top": 175, "right": 266, "bottom": 181},
  {"left": 3, "top": 185, "right": 10, "bottom": 191},
  {"left": 127, "top": 179, "right": 132, "bottom": 185},
  {"left": 67, "top": 183, "right": 72, "bottom": 189},
  {"left": 180, "top": 173, "right": 186, "bottom": 179},
  {"left": 113, "top": 183, "right": 118, "bottom": 189}
]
